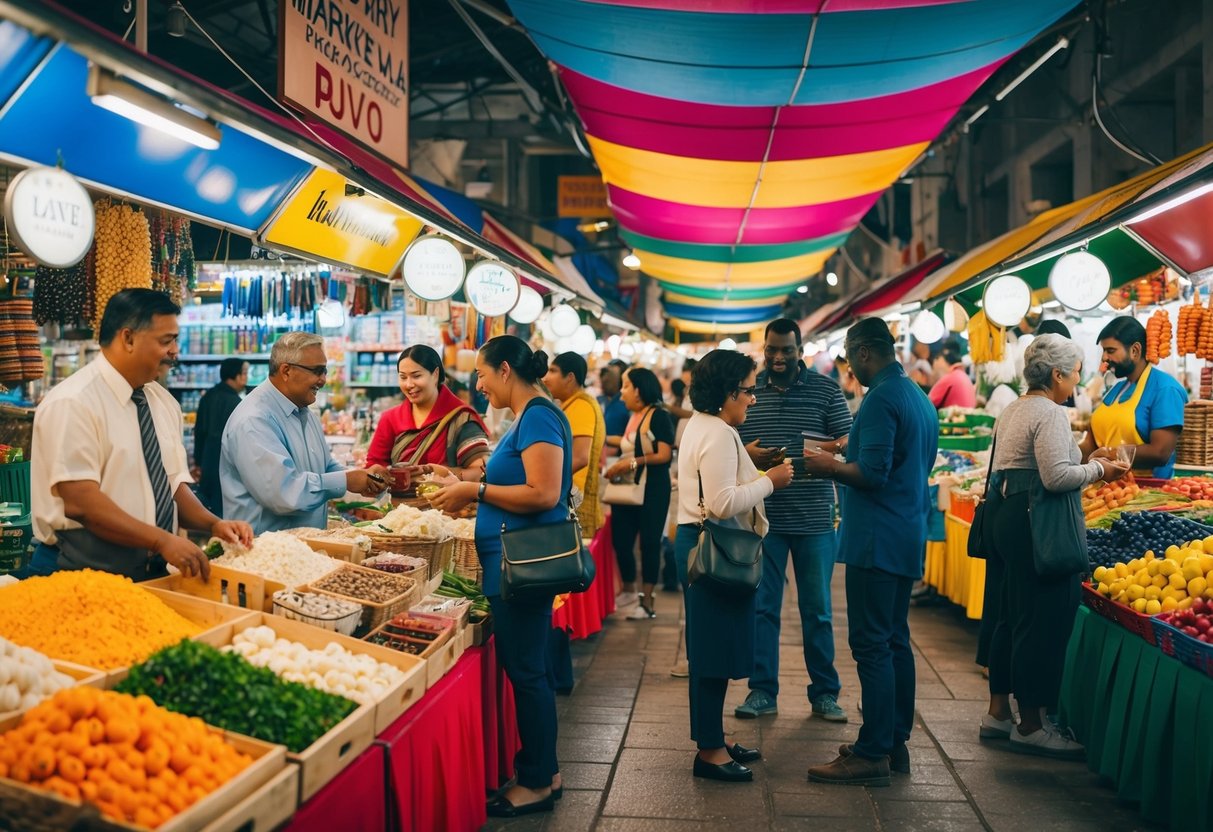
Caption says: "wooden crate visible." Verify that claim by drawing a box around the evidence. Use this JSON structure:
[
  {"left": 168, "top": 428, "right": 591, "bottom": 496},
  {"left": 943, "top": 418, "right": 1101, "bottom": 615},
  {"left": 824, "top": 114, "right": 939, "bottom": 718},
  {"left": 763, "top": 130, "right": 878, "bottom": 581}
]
[
  {"left": 141, "top": 586, "right": 263, "bottom": 649},
  {"left": 301, "top": 563, "right": 422, "bottom": 631},
  {"left": 142, "top": 563, "right": 269, "bottom": 613},
  {"left": 425, "top": 634, "right": 460, "bottom": 689},
  {"left": 0, "top": 713, "right": 285, "bottom": 832},
  {"left": 200, "top": 763, "right": 300, "bottom": 832},
  {"left": 0, "top": 661, "right": 106, "bottom": 723},
  {"left": 301, "top": 535, "right": 368, "bottom": 564},
  {"left": 198, "top": 613, "right": 425, "bottom": 749}
]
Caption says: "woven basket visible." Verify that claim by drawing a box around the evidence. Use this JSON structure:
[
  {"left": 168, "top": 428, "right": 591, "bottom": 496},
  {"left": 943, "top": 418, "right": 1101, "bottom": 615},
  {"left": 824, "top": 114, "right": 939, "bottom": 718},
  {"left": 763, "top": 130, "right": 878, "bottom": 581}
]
[
  {"left": 364, "top": 533, "right": 454, "bottom": 580},
  {"left": 271, "top": 590, "right": 362, "bottom": 636},
  {"left": 452, "top": 537, "right": 481, "bottom": 584},
  {"left": 302, "top": 563, "right": 422, "bottom": 631}
]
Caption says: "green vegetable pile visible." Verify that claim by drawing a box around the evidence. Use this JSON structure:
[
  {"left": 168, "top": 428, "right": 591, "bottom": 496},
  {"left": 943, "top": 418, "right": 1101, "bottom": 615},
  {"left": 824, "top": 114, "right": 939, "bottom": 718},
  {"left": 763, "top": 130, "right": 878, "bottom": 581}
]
[
  {"left": 437, "top": 571, "right": 491, "bottom": 618},
  {"left": 115, "top": 640, "right": 357, "bottom": 752}
]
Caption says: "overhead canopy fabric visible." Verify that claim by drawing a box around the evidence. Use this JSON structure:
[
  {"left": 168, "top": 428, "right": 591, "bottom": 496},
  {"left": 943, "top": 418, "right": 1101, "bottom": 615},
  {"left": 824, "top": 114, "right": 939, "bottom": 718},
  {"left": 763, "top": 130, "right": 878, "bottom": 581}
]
[
  {"left": 810, "top": 250, "right": 950, "bottom": 336},
  {"left": 507, "top": 0, "right": 1076, "bottom": 331}
]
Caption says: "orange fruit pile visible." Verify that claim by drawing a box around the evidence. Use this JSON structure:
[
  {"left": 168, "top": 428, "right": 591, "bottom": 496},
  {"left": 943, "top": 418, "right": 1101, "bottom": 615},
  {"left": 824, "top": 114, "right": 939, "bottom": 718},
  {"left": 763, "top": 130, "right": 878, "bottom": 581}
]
[{"left": 0, "top": 687, "right": 252, "bottom": 829}]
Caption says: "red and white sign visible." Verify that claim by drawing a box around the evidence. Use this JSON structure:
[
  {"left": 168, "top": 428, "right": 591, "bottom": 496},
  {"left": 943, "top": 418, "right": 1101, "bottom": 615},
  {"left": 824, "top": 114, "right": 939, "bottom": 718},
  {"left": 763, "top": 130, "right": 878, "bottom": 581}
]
[{"left": 280, "top": 0, "right": 409, "bottom": 168}]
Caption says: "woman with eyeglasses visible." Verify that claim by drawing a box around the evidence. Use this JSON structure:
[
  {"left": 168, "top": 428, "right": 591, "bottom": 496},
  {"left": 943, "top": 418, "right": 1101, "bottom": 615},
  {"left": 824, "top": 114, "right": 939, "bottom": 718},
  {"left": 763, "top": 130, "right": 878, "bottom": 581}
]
[
  {"left": 675, "top": 349, "right": 792, "bottom": 783},
  {"left": 365, "top": 345, "right": 490, "bottom": 487}
]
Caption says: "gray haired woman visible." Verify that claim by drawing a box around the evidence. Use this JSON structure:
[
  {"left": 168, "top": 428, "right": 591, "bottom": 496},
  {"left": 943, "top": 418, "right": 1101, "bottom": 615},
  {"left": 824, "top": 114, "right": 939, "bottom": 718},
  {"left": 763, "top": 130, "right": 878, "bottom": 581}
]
[{"left": 976, "top": 334, "right": 1128, "bottom": 758}]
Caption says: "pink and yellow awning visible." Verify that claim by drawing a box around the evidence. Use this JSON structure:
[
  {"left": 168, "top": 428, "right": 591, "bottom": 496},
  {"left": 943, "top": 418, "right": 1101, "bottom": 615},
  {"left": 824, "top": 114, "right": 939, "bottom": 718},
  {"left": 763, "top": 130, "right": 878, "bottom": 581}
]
[{"left": 507, "top": 0, "right": 1078, "bottom": 329}]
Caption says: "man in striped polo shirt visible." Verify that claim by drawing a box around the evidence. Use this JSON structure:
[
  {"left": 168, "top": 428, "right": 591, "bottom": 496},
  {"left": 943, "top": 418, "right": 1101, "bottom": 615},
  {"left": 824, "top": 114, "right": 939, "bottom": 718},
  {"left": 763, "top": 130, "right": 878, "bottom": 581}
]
[{"left": 735, "top": 318, "right": 853, "bottom": 722}]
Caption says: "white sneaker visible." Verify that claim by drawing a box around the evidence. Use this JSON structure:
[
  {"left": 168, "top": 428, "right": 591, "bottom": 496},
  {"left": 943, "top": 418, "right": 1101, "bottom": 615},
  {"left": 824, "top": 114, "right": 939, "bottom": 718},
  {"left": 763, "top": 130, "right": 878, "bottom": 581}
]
[
  {"left": 616, "top": 591, "right": 639, "bottom": 609},
  {"left": 979, "top": 713, "right": 1015, "bottom": 740},
  {"left": 1008, "top": 724, "right": 1085, "bottom": 760},
  {"left": 626, "top": 604, "right": 655, "bottom": 620}
]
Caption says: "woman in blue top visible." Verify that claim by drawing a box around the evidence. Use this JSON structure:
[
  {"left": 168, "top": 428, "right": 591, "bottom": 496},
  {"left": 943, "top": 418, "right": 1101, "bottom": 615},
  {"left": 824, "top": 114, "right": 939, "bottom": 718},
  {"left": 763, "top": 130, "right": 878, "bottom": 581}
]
[{"left": 430, "top": 335, "right": 572, "bottom": 819}]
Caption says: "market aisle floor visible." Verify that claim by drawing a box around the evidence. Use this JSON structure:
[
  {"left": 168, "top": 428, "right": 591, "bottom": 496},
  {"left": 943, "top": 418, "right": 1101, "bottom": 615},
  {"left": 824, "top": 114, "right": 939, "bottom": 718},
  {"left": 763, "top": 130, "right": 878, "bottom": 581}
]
[{"left": 484, "top": 572, "right": 1158, "bottom": 832}]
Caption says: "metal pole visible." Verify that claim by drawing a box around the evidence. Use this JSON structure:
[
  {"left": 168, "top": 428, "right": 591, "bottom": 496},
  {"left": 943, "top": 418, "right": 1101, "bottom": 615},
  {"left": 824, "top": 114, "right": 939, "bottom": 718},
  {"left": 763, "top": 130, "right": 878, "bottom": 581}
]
[{"left": 136, "top": 0, "right": 147, "bottom": 52}]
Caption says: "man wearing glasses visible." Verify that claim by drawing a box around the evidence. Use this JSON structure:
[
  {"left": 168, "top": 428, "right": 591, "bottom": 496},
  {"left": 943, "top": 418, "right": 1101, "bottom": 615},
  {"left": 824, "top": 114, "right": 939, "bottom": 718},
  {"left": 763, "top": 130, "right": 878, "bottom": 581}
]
[
  {"left": 221, "top": 332, "right": 389, "bottom": 533},
  {"left": 735, "top": 318, "right": 853, "bottom": 723}
]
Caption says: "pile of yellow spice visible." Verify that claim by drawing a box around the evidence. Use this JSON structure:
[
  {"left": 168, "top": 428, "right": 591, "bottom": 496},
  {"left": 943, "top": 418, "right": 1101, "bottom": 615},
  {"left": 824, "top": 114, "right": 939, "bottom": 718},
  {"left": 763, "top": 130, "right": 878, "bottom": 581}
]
[{"left": 0, "top": 570, "right": 200, "bottom": 670}]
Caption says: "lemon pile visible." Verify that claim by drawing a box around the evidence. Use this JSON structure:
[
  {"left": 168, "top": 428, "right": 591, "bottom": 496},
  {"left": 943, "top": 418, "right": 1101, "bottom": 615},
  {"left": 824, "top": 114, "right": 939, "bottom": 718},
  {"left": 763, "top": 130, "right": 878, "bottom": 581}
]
[{"left": 1093, "top": 538, "right": 1213, "bottom": 615}]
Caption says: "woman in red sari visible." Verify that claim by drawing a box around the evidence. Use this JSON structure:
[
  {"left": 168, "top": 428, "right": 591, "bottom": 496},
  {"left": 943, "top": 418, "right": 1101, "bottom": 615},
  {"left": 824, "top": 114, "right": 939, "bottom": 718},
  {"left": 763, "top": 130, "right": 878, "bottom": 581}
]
[{"left": 367, "top": 345, "right": 490, "bottom": 481}]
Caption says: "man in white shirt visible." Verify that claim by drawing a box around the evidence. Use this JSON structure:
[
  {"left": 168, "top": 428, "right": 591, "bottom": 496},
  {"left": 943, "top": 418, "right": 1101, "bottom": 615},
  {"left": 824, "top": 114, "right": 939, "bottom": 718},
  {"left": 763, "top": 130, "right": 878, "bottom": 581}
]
[{"left": 27, "top": 289, "right": 252, "bottom": 582}]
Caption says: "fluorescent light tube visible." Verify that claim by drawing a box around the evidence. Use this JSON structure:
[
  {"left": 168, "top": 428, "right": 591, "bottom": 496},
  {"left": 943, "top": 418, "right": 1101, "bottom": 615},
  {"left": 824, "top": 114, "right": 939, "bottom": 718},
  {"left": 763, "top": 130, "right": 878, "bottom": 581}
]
[{"left": 87, "top": 65, "right": 221, "bottom": 150}]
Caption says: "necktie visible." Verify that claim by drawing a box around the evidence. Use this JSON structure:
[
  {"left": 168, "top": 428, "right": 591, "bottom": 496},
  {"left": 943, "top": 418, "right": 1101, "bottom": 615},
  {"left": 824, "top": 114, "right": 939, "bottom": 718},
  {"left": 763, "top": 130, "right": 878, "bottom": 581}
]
[{"left": 131, "top": 388, "right": 176, "bottom": 533}]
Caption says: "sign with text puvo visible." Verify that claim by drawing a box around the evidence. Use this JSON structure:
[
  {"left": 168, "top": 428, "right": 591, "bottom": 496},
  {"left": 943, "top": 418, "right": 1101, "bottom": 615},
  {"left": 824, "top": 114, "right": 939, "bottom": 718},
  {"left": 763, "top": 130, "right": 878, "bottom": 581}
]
[{"left": 280, "top": 0, "right": 409, "bottom": 168}]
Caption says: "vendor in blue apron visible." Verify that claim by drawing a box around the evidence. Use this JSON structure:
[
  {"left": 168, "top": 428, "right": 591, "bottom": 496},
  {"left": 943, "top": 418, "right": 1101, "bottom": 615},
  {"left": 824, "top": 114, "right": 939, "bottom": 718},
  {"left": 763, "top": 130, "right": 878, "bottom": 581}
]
[{"left": 1079, "top": 316, "right": 1187, "bottom": 478}]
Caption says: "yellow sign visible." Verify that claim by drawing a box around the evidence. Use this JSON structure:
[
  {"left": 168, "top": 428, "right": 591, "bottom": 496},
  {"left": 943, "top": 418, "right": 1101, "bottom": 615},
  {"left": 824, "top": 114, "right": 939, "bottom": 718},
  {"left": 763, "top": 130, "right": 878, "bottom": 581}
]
[
  {"left": 557, "top": 176, "right": 609, "bottom": 218},
  {"left": 261, "top": 169, "right": 423, "bottom": 276},
  {"left": 280, "top": 0, "right": 409, "bottom": 168}
]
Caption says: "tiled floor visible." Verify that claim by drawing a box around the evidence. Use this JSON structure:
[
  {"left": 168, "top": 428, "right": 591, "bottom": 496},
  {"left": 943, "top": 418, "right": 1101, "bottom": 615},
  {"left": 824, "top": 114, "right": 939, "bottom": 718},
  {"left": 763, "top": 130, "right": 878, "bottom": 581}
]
[{"left": 486, "top": 574, "right": 1159, "bottom": 831}]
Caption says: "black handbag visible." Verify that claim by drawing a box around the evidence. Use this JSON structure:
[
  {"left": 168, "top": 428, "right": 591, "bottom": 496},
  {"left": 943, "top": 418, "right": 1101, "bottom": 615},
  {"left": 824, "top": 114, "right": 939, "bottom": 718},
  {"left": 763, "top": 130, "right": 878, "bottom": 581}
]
[
  {"left": 966, "top": 434, "right": 997, "bottom": 560},
  {"left": 1026, "top": 475, "right": 1089, "bottom": 578},
  {"left": 498, "top": 398, "right": 597, "bottom": 601},
  {"left": 686, "top": 466, "right": 763, "bottom": 595}
]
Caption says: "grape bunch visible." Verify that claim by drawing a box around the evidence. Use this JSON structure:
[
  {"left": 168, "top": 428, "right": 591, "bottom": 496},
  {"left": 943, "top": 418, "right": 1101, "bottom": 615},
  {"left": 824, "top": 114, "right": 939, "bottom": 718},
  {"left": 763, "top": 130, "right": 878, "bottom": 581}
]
[{"left": 1087, "top": 511, "right": 1213, "bottom": 570}]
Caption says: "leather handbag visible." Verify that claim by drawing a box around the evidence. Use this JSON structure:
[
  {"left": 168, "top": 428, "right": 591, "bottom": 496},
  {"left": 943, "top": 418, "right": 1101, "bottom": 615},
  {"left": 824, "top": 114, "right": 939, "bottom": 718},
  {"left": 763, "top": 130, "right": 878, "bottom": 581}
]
[
  {"left": 1027, "top": 475, "right": 1089, "bottom": 578},
  {"left": 602, "top": 406, "right": 653, "bottom": 506},
  {"left": 498, "top": 398, "right": 597, "bottom": 601},
  {"left": 966, "top": 435, "right": 997, "bottom": 560},
  {"left": 686, "top": 469, "right": 763, "bottom": 595}
]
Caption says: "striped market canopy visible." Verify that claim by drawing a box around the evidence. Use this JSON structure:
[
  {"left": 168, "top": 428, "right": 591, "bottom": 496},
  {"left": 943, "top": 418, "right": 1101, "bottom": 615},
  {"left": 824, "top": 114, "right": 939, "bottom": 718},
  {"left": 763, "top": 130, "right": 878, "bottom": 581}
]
[{"left": 507, "top": 0, "right": 1077, "bottom": 330}]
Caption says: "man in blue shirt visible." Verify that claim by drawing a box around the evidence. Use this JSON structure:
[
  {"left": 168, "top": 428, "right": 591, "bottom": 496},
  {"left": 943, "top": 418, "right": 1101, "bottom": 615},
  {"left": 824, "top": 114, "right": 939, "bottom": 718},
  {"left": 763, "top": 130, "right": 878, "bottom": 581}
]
[
  {"left": 801, "top": 317, "right": 938, "bottom": 786},
  {"left": 735, "top": 318, "right": 852, "bottom": 722},
  {"left": 221, "top": 332, "right": 389, "bottom": 533},
  {"left": 598, "top": 361, "right": 630, "bottom": 449}
]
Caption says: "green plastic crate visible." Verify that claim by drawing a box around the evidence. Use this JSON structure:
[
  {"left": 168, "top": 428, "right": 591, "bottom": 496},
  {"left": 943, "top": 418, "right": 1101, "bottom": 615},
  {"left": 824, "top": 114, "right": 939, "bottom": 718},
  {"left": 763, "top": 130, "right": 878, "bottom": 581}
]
[
  {"left": 937, "top": 434, "right": 993, "bottom": 452},
  {"left": 0, "top": 461, "right": 30, "bottom": 513}
]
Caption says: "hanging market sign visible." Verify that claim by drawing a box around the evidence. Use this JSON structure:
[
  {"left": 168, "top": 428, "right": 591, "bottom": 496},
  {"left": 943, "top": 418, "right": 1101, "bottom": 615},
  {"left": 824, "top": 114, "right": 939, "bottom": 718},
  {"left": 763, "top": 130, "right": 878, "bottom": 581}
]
[
  {"left": 401, "top": 234, "right": 465, "bottom": 300},
  {"left": 464, "top": 261, "right": 521, "bottom": 317},
  {"left": 1049, "top": 250, "right": 1111, "bottom": 312},
  {"left": 508, "top": 284, "right": 544, "bottom": 325},
  {"left": 556, "top": 175, "right": 609, "bottom": 218},
  {"left": 3, "top": 166, "right": 94, "bottom": 268},
  {"left": 280, "top": 0, "right": 410, "bottom": 169},
  {"left": 260, "top": 168, "right": 422, "bottom": 276},
  {"left": 982, "top": 274, "right": 1032, "bottom": 328}
]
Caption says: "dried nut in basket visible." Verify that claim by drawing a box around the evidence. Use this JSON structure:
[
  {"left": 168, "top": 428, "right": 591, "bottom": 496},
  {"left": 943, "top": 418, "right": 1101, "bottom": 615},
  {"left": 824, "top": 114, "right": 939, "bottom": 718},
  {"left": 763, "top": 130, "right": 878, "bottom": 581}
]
[{"left": 312, "top": 566, "right": 413, "bottom": 604}]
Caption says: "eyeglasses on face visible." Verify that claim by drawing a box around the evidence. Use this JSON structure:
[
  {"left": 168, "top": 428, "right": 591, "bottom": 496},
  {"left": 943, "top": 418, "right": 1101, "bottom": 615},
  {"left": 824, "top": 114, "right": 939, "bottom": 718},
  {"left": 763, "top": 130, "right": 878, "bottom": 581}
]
[
  {"left": 286, "top": 363, "right": 328, "bottom": 377},
  {"left": 732, "top": 386, "right": 758, "bottom": 399}
]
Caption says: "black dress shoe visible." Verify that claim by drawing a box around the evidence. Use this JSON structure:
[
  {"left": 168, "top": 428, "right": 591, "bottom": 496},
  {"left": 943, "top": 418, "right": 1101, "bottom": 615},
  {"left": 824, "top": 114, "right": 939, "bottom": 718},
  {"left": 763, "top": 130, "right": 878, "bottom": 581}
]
[
  {"left": 693, "top": 754, "right": 753, "bottom": 782},
  {"left": 486, "top": 794, "right": 555, "bottom": 818},
  {"left": 728, "top": 743, "right": 762, "bottom": 763},
  {"left": 491, "top": 781, "right": 563, "bottom": 801}
]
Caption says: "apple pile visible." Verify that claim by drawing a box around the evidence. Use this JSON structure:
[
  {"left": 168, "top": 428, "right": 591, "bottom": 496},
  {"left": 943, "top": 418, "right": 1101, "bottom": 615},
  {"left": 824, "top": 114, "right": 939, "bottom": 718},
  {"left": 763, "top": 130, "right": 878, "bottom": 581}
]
[
  {"left": 1161, "top": 477, "right": 1213, "bottom": 501},
  {"left": 1157, "top": 597, "right": 1213, "bottom": 643}
]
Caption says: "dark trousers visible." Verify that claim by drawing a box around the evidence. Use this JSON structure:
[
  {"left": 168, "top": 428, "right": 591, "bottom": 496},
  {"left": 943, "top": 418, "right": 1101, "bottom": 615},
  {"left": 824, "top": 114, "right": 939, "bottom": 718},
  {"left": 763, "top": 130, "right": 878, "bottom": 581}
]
[
  {"left": 985, "top": 491, "right": 1079, "bottom": 709},
  {"left": 846, "top": 565, "right": 915, "bottom": 760},
  {"left": 611, "top": 488, "right": 670, "bottom": 585},
  {"left": 689, "top": 676, "right": 728, "bottom": 749},
  {"left": 489, "top": 594, "right": 559, "bottom": 789}
]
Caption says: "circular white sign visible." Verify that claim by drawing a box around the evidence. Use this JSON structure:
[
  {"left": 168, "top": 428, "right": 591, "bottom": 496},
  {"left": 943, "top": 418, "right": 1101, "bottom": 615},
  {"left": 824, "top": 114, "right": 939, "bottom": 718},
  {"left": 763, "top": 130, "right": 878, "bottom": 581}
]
[
  {"left": 549, "top": 303, "right": 581, "bottom": 337},
  {"left": 507, "top": 285, "right": 544, "bottom": 325},
  {"left": 909, "top": 311, "right": 946, "bottom": 344},
  {"left": 568, "top": 324, "right": 596, "bottom": 354},
  {"left": 401, "top": 235, "right": 465, "bottom": 301},
  {"left": 463, "top": 261, "right": 520, "bottom": 318},
  {"left": 982, "top": 274, "right": 1032, "bottom": 328},
  {"left": 1049, "top": 250, "right": 1111, "bottom": 312},
  {"left": 3, "top": 166, "right": 95, "bottom": 268}
]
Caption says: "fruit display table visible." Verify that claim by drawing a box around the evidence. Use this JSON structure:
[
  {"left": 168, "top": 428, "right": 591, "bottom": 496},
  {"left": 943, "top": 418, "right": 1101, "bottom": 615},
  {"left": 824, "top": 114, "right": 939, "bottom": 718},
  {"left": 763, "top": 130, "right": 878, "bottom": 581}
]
[
  {"left": 282, "top": 745, "right": 387, "bottom": 832},
  {"left": 1059, "top": 607, "right": 1213, "bottom": 831},
  {"left": 922, "top": 513, "right": 984, "bottom": 619}
]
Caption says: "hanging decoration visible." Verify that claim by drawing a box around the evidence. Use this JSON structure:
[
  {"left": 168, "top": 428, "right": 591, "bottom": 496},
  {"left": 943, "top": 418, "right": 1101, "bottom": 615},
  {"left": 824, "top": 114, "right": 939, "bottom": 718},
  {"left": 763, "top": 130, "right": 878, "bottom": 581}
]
[
  {"left": 982, "top": 274, "right": 1031, "bottom": 328},
  {"left": 1048, "top": 250, "right": 1110, "bottom": 312},
  {"left": 149, "top": 215, "right": 196, "bottom": 308},
  {"left": 549, "top": 303, "right": 581, "bottom": 337},
  {"left": 91, "top": 199, "right": 152, "bottom": 332},
  {"left": 463, "top": 261, "right": 521, "bottom": 318},
  {"left": 401, "top": 234, "right": 465, "bottom": 301},
  {"left": 508, "top": 285, "right": 544, "bottom": 325}
]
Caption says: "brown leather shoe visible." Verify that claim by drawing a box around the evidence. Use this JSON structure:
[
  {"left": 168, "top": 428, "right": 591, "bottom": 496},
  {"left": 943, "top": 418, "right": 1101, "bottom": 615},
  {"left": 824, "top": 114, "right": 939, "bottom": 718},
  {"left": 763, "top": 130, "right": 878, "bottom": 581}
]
[
  {"left": 807, "top": 753, "right": 891, "bottom": 786},
  {"left": 839, "top": 742, "right": 910, "bottom": 774}
]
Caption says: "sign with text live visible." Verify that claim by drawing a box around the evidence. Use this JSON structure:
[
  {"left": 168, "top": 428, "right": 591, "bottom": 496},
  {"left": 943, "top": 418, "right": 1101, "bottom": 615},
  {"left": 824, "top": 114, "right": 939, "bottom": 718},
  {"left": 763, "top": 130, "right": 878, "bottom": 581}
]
[
  {"left": 280, "top": 0, "right": 409, "bottom": 168},
  {"left": 261, "top": 168, "right": 423, "bottom": 275}
]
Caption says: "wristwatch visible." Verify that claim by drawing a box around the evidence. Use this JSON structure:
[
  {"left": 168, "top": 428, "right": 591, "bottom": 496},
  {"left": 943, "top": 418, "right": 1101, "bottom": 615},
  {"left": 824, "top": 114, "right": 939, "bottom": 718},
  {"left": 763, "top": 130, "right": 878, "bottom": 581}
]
[{"left": 477, "top": 481, "right": 487, "bottom": 502}]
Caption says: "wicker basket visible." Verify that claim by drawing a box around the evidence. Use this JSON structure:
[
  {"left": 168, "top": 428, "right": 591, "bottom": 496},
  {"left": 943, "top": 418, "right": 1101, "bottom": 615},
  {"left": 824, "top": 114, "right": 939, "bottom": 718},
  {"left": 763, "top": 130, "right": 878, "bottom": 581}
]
[
  {"left": 364, "top": 533, "right": 454, "bottom": 580},
  {"left": 271, "top": 590, "right": 362, "bottom": 636},
  {"left": 302, "top": 563, "right": 422, "bottom": 631},
  {"left": 451, "top": 537, "right": 481, "bottom": 584}
]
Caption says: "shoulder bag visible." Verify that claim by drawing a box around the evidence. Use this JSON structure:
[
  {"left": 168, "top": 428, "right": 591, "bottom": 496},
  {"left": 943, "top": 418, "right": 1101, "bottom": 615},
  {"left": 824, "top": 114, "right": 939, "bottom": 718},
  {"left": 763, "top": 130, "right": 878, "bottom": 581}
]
[
  {"left": 966, "top": 434, "right": 997, "bottom": 560},
  {"left": 686, "top": 436, "right": 764, "bottom": 595},
  {"left": 499, "top": 398, "right": 597, "bottom": 601},
  {"left": 1026, "top": 473, "right": 1090, "bottom": 578},
  {"left": 602, "top": 406, "right": 654, "bottom": 506}
]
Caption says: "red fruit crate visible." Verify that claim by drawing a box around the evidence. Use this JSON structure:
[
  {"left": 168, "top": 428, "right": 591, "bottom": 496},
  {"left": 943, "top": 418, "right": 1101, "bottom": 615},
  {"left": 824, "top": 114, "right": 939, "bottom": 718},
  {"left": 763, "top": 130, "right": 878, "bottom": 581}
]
[
  {"left": 1150, "top": 616, "right": 1213, "bottom": 679},
  {"left": 1080, "top": 582, "right": 1158, "bottom": 645}
]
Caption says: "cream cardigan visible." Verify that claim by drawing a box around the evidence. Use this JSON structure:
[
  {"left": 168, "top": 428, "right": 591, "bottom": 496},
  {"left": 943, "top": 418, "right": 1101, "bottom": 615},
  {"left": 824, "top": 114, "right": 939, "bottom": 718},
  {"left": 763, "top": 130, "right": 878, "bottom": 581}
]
[{"left": 676, "top": 411, "right": 771, "bottom": 536}]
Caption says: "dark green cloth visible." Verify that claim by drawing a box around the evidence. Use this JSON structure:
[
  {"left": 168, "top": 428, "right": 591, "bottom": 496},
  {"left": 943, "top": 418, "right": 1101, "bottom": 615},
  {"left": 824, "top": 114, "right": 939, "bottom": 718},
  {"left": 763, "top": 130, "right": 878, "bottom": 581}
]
[{"left": 1059, "top": 607, "right": 1213, "bottom": 831}]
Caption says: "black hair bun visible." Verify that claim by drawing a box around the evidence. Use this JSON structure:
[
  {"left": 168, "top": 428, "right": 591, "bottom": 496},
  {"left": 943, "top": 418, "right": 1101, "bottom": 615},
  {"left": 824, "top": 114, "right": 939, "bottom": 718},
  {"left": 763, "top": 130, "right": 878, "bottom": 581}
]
[{"left": 530, "top": 349, "right": 550, "bottom": 380}]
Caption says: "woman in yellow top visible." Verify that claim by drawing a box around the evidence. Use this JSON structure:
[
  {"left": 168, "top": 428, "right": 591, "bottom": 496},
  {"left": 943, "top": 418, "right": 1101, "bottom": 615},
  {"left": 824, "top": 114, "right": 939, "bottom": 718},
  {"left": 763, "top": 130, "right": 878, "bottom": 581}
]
[
  {"left": 544, "top": 352, "right": 606, "bottom": 537},
  {"left": 1079, "top": 317, "right": 1187, "bottom": 478}
]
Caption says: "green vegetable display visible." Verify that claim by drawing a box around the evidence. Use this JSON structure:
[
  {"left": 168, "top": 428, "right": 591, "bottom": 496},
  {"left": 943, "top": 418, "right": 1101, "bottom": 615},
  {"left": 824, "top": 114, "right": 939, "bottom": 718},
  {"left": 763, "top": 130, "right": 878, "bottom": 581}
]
[
  {"left": 115, "top": 640, "right": 357, "bottom": 752},
  {"left": 438, "top": 571, "right": 491, "bottom": 616}
]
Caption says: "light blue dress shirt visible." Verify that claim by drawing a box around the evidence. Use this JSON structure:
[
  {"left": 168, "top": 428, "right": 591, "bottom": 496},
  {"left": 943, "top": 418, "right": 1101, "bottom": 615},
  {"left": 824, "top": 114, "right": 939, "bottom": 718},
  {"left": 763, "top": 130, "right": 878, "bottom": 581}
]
[{"left": 220, "top": 382, "right": 347, "bottom": 533}]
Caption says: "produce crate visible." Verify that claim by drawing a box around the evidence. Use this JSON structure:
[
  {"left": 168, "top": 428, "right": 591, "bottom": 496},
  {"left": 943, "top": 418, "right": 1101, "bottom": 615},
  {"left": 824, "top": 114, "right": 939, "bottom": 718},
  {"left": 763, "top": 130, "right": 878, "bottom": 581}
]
[
  {"left": 409, "top": 595, "right": 473, "bottom": 631},
  {"left": 937, "top": 434, "right": 993, "bottom": 452},
  {"left": 141, "top": 585, "right": 263, "bottom": 648},
  {"left": 470, "top": 614, "right": 493, "bottom": 646},
  {"left": 302, "top": 563, "right": 422, "bottom": 631},
  {"left": 1080, "top": 582, "right": 1157, "bottom": 645},
  {"left": 363, "top": 532, "right": 453, "bottom": 579},
  {"left": 939, "top": 413, "right": 995, "bottom": 430},
  {"left": 142, "top": 563, "right": 269, "bottom": 613},
  {"left": 1150, "top": 616, "right": 1213, "bottom": 679},
  {"left": 300, "top": 535, "right": 370, "bottom": 564},
  {"left": 197, "top": 613, "right": 426, "bottom": 741},
  {"left": 200, "top": 764, "right": 299, "bottom": 832},
  {"left": 364, "top": 613, "right": 457, "bottom": 689},
  {"left": 0, "top": 714, "right": 286, "bottom": 832},
  {"left": 271, "top": 590, "right": 362, "bottom": 636},
  {"left": 0, "top": 661, "right": 106, "bottom": 723}
]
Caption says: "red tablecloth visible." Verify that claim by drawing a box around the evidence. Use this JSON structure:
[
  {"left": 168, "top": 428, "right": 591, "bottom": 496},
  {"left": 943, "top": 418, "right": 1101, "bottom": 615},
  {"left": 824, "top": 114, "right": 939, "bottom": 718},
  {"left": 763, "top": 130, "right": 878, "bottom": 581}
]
[
  {"left": 478, "top": 640, "right": 520, "bottom": 791},
  {"left": 283, "top": 745, "right": 386, "bottom": 832},
  {"left": 552, "top": 525, "right": 616, "bottom": 639}
]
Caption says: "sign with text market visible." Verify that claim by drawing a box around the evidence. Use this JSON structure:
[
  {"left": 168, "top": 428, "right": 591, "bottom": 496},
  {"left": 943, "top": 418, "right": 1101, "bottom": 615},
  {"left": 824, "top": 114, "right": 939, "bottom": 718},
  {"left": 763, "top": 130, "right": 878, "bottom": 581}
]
[
  {"left": 280, "top": 0, "right": 409, "bottom": 169},
  {"left": 260, "top": 168, "right": 423, "bottom": 275}
]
